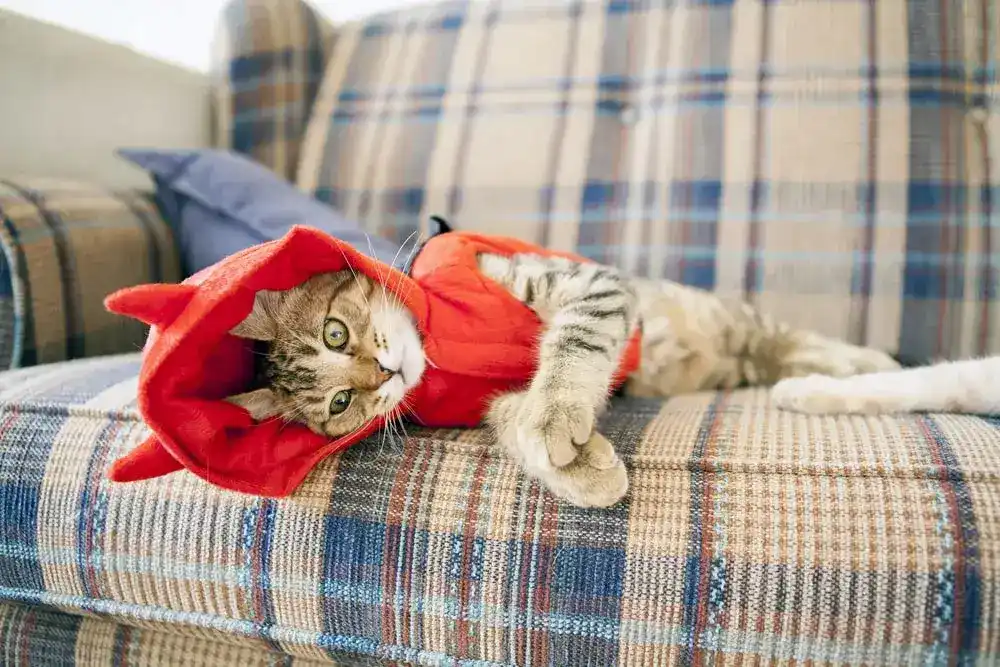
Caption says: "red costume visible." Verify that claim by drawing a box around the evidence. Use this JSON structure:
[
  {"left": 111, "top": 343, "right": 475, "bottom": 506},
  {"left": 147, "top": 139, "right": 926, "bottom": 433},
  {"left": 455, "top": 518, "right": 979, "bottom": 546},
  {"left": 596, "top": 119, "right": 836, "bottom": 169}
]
[{"left": 105, "top": 225, "right": 642, "bottom": 496}]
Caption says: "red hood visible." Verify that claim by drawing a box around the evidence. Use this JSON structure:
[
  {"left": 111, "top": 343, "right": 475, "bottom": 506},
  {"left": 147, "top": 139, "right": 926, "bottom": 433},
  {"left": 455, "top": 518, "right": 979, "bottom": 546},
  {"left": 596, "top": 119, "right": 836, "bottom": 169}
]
[{"left": 105, "top": 225, "right": 428, "bottom": 497}]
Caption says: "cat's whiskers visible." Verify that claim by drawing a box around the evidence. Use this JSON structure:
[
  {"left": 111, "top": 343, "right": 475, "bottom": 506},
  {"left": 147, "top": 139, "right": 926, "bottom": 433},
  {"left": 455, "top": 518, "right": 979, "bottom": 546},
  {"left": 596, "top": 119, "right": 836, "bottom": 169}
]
[
  {"left": 363, "top": 233, "right": 389, "bottom": 287},
  {"left": 387, "top": 406, "right": 407, "bottom": 452},
  {"left": 390, "top": 233, "right": 423, "bottom": 322},
  {"left": 390, "top": 405, "right": 410, "bottom": 443},
  {"left": 332, "top": 245, "right": 373, "bottom": 315},
  {"left": 371, "top": 412, "right": 395, "bottom": 463},
  {"left": 367, "top": 397, "right": 410, "bottom": 463},
  {"left": 327, "top": 416, "right": 380, "bottom": 458},
  {"left": 279, "top": 395, "right": 313, "bottom": 423},
  {"left": 377, "top": 232, "right": 419, "bottom": 341}
]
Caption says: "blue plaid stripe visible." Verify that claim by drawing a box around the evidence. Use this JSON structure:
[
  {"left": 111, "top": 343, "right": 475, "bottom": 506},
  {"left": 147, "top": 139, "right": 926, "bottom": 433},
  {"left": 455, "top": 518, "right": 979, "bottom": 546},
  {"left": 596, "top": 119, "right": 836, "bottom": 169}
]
[
  {"left": 0, "top": 603, "right": 82, "bottom": 666},
  {"left": 0, "top": 196, "right": 35, "bottom": 369},
  {"left": 0, "top": 263, "right": 16, "bottom": 371},
  {"left": 0, "top": 411, "right": 66, "bottom": 595},
  {"left": 240, "top": 498, "right": 282, "bottom": 651}
]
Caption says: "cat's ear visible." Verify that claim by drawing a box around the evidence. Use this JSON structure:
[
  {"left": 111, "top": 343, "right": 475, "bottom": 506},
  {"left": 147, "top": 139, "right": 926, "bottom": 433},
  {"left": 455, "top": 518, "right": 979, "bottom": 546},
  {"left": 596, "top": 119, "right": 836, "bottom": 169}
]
[
  {"left": 226, "top": 388, "right": 282, "bottom": 421},
  {"left": 230, "top": 290, "right": 283, "bottom": 341}
]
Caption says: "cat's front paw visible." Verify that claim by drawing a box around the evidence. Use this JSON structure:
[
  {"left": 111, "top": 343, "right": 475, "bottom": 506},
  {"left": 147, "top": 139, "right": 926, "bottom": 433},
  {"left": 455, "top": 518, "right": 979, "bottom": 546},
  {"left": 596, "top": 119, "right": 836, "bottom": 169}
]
[
  {"left": 489, "top": 392, "right": 627, "bottom": 508},
  {"left": 540, "top": 431, "right": 628, "bottom": 508},
  {"left": 505, "top": 389, "right": 597, "bottom": 469},
  {"left": 772, "top": 374, "right": 871, "bottom": 414}
]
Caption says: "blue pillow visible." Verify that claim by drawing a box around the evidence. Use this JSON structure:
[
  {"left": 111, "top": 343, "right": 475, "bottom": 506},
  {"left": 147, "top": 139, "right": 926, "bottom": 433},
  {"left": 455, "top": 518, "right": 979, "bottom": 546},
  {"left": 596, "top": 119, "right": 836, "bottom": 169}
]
[{"left": 118, "top": 148, "right": 401, "bottom": 275}]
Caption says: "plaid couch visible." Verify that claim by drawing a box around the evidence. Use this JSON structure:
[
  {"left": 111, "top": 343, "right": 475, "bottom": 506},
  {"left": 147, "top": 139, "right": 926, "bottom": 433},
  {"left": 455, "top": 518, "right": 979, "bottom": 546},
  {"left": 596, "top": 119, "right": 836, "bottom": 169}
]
[{"left": 2, "top": 0, "right": 999, "bottom": 664}]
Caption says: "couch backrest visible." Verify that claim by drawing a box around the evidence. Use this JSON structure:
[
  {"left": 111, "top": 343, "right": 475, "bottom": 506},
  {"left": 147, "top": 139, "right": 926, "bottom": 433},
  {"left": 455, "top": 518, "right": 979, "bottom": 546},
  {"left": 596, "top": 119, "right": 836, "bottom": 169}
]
[
  {"left": 218, "top": 0, "right": 999, "bottom": 362},
  {"left": 212, "top": 0, "right": 333, "bottom": 182}
]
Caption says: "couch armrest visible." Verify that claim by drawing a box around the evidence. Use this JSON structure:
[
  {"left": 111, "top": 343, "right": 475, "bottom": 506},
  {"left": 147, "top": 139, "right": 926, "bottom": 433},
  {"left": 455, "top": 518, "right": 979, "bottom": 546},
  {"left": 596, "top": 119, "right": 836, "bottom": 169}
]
[
  {"left": 0, "top": 178, "right": 180, "bottom": 370},
  {"left": 211, "top": 0, "right": 334, "bottom": 182}
]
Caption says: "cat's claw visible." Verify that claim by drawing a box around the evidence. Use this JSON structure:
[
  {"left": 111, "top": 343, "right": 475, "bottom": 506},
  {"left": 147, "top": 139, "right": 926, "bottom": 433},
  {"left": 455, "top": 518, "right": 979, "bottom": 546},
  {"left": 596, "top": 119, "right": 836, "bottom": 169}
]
[{"left": 540, "top": 432, "right": 628, "bottom": 507}]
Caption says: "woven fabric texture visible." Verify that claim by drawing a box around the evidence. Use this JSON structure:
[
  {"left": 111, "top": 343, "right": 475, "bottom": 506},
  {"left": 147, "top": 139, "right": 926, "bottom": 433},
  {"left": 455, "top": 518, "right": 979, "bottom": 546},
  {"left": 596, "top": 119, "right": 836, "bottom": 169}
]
[
  {"left": 212, "top": 0, "right": 335, "bottom": 182},
  {"left": 0, "top": 601, "right": 341, "bottom": 667},
  {"left": 294, "top": 0, "right": 999, "bottom": 363},
  {"left": 0, "top": 354, "right": 996, "bottom": 665},
  {"left": 0, "top": 179, "right": 180, "bottom": 370}
]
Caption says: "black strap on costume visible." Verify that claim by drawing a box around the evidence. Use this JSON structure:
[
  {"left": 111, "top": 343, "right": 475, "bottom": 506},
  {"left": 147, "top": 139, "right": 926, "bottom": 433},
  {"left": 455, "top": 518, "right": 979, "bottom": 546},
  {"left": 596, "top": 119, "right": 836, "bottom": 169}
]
[{"left": 403, "top": 214, "right": 454, "bottom": 274}]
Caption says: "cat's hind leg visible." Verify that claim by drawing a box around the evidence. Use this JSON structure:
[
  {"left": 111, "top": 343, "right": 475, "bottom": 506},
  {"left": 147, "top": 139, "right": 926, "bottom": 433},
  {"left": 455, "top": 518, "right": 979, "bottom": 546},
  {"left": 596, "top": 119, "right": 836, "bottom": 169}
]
[
  {"left": 773, "top": 357, "right": 1000, "bottom": 415},
  {"left": 624, "top": 279, "right": 900, "bottom": 398}
]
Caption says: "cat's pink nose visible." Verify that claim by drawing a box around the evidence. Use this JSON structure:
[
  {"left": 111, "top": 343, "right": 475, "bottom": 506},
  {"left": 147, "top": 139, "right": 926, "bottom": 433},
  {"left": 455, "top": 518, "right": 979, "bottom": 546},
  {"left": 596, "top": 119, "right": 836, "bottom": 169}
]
[{"left": 376, "top": 362, "right": 398, "bottom": 386}]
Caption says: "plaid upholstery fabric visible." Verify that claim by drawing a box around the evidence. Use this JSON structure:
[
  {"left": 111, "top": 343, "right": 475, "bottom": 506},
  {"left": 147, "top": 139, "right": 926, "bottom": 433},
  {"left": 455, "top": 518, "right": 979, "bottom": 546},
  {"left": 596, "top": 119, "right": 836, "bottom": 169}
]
[
  {"left": 2, "top": 355, "right": 997, "bottom": 664},
  {"left": 296, "top": 0, "right": 999, "bottom": 363},
  {"left": 0, "top": 602, "right": 338, "bottom": 666},
  {"left": 0, "top": 179, "right": 180, "bottom": 371},
  {"left": 212, "top": 0, "right": 335, "bottom": 182}
]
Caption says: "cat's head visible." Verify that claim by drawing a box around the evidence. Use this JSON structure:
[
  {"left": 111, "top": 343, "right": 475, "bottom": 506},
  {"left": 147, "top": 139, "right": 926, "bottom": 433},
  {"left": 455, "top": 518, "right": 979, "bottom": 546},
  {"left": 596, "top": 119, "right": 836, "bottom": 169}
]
[{"left": 226, "top": 270, "right": 425, "bottom": 438}]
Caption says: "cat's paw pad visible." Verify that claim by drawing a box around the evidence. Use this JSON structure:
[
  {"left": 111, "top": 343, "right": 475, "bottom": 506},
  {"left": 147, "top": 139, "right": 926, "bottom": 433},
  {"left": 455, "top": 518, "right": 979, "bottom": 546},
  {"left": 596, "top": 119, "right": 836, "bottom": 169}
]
[
  {"left": 490, "top": 394, "right": 626, "bottom": 508},
  {"left": 500, "top": 392, "right": 596, "bottom": 468},
  {"left": 772, "top": 375, "right": 858, "bottom": 414},
  {"left": 535, "top": 432, "right": 628, "bottom": 508}
]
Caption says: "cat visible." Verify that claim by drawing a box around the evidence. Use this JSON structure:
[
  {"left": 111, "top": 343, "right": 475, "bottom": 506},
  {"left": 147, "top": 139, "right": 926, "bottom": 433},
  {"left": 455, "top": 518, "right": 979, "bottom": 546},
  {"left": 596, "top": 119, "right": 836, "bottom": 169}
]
[
  {"left": 227, "top": 271, "right": 425, "bottom": 439},
  {"left": 228, "top": 252, "right": 899, "bottom": 507},
  {"left": 772, "top": 356, "right": 1000, "bottom": 416}
]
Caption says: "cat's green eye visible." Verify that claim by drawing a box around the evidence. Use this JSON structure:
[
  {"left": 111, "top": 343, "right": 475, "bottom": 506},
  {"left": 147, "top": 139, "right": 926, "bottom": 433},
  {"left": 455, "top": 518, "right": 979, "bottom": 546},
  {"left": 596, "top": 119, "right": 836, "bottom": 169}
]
[
  {"left": 323, "top": 318, "right": 349, "bottom": 350},
  {"left": 330, "top": 389, "right": 353, "bottom": 415}
]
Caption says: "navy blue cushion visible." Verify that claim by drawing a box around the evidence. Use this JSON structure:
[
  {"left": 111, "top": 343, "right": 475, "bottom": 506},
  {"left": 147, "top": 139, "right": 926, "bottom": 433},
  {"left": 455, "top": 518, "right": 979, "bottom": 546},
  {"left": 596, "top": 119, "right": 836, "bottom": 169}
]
[{"left": 118, "top": 149, "right": 400, "bottom": 275}]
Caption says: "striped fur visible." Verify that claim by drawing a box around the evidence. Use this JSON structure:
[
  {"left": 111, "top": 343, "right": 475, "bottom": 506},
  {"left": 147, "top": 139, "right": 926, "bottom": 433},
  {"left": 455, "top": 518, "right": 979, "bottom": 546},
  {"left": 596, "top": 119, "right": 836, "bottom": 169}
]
[
  {"left": 480, "top": 252, "right": 640, "bottom": 508},
  {"left": 226, "top": 271, "right": 425, "bottom": 439},
  {"left": 481, "top": 252, "right": 899, "bottom": 507}
]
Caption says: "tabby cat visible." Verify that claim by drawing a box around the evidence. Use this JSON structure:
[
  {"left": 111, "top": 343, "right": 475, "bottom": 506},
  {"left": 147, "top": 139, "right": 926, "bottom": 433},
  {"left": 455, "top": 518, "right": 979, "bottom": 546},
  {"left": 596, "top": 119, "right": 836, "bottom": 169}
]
[{"left": 228, "top": 252, "right": 898, "bottom": 507}]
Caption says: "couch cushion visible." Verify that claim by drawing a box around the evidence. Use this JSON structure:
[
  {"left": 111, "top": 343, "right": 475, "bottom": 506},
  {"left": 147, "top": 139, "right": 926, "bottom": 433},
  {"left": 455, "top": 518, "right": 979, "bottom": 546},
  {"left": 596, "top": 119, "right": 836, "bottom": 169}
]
[
  {"left": 296, "top": 0, "right": 998, "bottom": 363},
  {"left": 1, "top": 355, "right": 997, "bottom": 664}
]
